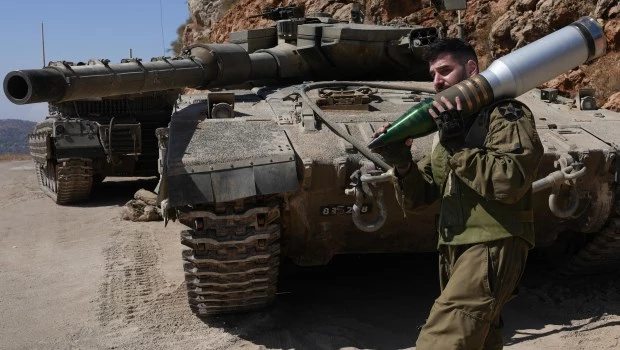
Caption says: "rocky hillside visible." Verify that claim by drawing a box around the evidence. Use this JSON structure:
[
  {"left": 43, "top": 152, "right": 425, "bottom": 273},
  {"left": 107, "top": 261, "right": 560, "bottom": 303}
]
[
  {"left": 181, "top": 0, "right": 619, "bottom": 110},
  {"left": 0, "top": 119, "right": 35, "bottom": 155}
]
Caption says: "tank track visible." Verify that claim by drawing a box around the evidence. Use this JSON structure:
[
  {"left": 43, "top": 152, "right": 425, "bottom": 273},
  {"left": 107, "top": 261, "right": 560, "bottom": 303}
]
[
  {"left": 562, "top": 217, "right": 620, "bottom": 274},
  {"left": 180, "top": 200, "right": 281, "bottom": 316},
  {"left": 35, "top": 158, "right": 94, "bottom": 205}
]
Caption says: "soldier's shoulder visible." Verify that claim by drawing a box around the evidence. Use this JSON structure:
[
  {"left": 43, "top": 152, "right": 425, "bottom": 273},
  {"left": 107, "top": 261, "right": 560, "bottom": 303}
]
[{"left": 486, "top": 99, "right": 532, "bottom": 122}]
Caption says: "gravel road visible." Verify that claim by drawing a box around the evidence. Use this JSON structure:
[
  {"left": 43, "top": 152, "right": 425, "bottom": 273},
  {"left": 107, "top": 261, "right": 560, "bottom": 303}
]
[{"left": 1, "top": 160, "right": 618, "bottom": 350}]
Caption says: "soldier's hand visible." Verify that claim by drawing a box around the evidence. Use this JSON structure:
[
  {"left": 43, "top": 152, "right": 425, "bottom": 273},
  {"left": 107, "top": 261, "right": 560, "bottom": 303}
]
[
  {"left": 429, "top": 96, "right": 466, "bottom": 152},
  {"left": 371, "top": 122, "right": 414, "bottom": 169}
]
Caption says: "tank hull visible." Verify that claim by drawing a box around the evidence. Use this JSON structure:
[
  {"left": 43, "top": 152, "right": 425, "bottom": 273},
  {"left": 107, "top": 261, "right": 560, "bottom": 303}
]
[
  {"left": 29, "top": 91, "right": 178, "bottom": 204},
  {"left": 159, "top": 82, "right": 620, "bottom": 315}
]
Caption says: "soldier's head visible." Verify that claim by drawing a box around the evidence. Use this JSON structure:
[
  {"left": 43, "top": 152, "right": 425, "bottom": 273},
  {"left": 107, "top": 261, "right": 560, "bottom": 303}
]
[{"left": 422, "top": 38, "right": 479, "bottom": 92}]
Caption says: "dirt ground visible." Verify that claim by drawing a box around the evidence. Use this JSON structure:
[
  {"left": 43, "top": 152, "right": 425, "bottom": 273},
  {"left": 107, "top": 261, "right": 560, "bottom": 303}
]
[{"left": 1, "top": 159, "right": 619, "bottom": 350}]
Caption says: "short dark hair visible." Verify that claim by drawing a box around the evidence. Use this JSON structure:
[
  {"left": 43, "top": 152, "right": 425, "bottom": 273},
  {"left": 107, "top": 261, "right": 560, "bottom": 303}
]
[{"left": 422, "top": 38, "right": 478, "bottom": 67}]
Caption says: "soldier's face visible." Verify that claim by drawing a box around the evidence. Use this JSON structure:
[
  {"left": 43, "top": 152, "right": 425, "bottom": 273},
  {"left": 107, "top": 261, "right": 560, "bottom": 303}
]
[{"left": 429, "top": 53, "right": 476, "bottom": 92}]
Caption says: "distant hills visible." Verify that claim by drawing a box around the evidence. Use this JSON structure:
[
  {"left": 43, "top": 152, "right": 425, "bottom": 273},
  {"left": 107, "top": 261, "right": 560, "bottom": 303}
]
[{"left": 0, "top": 119, "right": 36, "bottom": 155}]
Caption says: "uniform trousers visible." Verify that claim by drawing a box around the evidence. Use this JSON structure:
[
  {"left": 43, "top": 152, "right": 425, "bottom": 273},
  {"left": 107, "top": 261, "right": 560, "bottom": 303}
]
[{"left": 416, "top": 236, "right": 529, "bottom": 350}]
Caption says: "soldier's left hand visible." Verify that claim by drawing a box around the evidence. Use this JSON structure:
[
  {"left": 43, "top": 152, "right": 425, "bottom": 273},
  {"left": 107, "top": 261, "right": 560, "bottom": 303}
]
[{"left": 371, "top": 122, "right": 414, "bottom": 167}]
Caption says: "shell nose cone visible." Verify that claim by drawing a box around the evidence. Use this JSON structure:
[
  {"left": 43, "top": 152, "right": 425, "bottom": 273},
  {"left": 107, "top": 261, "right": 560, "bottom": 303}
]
[{"left": 367, "top": 136, "right": 386, "bottom": 150}]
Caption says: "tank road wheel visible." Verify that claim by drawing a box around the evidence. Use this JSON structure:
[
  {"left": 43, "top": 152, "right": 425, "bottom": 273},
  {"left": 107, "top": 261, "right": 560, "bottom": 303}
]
[
  {"left": 45, "top": 160, "right": 58, "bottom": 193},
  {"left": 180, "top": 200, "right": 281, "bottom": 316},
  {"left": 34, "top": 161, "right": 45, "bottom": 191},
  {"left": 37, "top": 159, "right": 58, "bottom": 199},
  {"left": 37, "top": 158, "right": 94, "bottom": 205}
]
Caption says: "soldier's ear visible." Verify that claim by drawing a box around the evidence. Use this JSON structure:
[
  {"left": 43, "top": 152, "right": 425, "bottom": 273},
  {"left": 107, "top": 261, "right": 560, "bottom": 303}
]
[{"left": 466, "top": 60, "right": 478, "bottom": 77}]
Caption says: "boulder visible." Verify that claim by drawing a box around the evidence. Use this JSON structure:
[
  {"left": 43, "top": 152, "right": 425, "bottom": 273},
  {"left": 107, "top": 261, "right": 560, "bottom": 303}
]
[{"left": 602, "top": 92, "right": 620, "bottom": 112}]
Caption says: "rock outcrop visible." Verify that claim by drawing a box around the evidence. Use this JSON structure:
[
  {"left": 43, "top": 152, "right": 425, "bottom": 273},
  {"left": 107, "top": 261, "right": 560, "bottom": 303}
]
[{"left": 603, "top": 92, "right": 620, "bottom": 112}]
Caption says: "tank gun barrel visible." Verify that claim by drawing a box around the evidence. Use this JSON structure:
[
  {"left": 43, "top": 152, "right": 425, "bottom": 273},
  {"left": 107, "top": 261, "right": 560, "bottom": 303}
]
[
  {"left": 368, "top": 16, "right": 607, "bottom": 149},
  {"left": 4, "top": 44, "right": 282, "bottom": 105}
]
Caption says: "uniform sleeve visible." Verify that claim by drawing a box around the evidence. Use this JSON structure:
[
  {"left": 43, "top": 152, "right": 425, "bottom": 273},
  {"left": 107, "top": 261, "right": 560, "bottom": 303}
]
[
  {"left": 397, "top": 153, "right": 439, "bottom": 211},
  {"left": 448, "top": 101, "right": 544, "bottom": 204}
]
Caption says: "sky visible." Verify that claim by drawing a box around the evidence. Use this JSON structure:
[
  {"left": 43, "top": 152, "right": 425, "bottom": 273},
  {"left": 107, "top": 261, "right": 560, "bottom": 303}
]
[{"left": 0, "top": 0, "right": 190, "bottom": 121}]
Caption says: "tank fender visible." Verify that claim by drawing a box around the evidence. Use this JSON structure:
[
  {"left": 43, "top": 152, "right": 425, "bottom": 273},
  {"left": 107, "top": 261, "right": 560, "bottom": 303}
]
[
  {"left": 165, "top": 119, "right": 299, "bottom": 207},
  {"left": 51, "top": 119, "right": 105, "bottom": 159}
]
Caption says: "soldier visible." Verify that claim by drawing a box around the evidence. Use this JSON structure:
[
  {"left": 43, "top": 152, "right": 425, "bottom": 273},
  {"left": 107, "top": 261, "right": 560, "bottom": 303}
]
[{"left": 372, "top": 38, "right": 544, "bottom": 349}]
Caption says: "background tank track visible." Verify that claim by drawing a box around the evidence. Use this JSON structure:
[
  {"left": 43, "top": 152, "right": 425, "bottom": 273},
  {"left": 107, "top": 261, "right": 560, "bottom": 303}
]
[
  {"left": 30, "top": 125, "right": 94, "bottom": 204},
  {"left": 180, "top": 199, "right": 281, "bottom": 316},
  {"left": 35, "top": 158, "right": 93, "bottom": 205}
]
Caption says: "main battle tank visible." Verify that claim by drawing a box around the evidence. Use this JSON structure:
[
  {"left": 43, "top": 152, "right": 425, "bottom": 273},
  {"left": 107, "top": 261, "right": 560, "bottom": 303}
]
[
  {"left": 5, "top": 4, "right": 619, "bottom": 317},
  {"left": 156, "top": 13, "right": 617, "bottom": 316}
]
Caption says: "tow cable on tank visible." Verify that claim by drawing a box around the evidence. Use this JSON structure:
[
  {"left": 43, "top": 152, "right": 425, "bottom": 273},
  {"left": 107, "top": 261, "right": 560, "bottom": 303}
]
[{"left": 299, "top": 81, "right": 435, "bottom": 232}]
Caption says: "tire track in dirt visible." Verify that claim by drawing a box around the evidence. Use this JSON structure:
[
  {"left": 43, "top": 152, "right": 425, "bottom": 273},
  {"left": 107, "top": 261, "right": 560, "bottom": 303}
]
[
  {"left": 98, "top": 228, "right": 167, "bottom": 327},
  {"left": 95, "top": 225, "right": 243, "bottom": 349}
]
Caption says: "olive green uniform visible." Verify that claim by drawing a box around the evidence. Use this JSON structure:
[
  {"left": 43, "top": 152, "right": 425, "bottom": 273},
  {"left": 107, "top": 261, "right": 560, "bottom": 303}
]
[{"left": 397, "top": 100, "right": 544, "bottom": 349}]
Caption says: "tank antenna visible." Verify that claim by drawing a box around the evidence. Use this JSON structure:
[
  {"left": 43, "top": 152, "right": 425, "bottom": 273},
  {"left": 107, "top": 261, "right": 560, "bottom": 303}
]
[
  {"left": 159, "top": 0, "right": 166, "bottom": 56},
  {"left": 456, "top": 10, "right": 464, "bottom": 39},
  {"left": 41, "top": 21, "right": 46, "bottom": 67}
]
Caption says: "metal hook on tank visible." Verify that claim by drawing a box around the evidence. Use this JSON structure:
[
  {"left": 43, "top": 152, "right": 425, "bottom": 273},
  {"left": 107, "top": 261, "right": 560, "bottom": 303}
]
[
  {"left": 549, "top": 185, "right": 581, "bottom": 218},
  {"left": 345, "top": 169, "right": 395, "bottom": 232},
  {"left": 532, "top": 163, "right": 586, "bottom": 218}
]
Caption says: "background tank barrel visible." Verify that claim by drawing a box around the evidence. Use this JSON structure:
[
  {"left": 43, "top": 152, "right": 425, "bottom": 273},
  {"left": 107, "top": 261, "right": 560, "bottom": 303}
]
[
  {"left": 4, "top": 56, "right": 208, "bottom": 105},
  {"left": 4, "top": 43, "right": 283, "bottom": 105}
]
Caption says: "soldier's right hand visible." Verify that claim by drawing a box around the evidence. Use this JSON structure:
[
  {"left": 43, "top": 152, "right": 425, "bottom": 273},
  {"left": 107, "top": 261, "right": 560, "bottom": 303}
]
[{"left": 371, "top": 122, "right": 414, "bottom": 168}]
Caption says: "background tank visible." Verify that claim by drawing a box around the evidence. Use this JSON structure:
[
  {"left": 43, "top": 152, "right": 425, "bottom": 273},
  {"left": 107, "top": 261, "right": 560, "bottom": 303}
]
[{"left": 4, "top": 58, "right": 181, "bottom": 204}]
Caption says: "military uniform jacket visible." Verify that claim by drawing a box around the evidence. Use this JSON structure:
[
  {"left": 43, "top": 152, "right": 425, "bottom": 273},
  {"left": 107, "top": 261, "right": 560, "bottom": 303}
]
[{"left": 398, "top": 99, "right": 544, "bottom": 247}]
